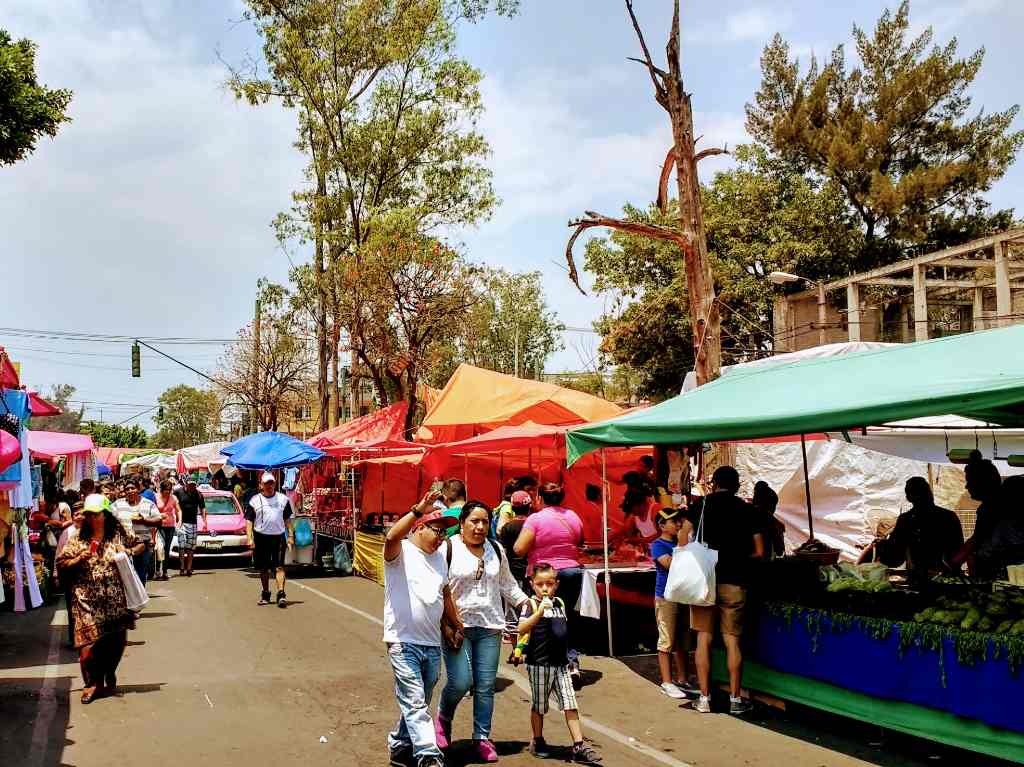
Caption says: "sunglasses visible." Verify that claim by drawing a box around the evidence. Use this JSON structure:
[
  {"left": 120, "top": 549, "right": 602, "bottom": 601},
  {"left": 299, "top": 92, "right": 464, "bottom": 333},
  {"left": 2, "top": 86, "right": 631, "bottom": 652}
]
[{"left": 424, "top": 525, "right": 448, "bottom": 539}]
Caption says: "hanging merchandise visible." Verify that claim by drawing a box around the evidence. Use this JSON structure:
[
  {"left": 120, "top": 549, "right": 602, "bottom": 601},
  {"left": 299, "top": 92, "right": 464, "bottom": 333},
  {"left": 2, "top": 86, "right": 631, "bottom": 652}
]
[
  {"left": 0, "top": 389, "right": 30, "bottom": 492},
  {"left": 11, "top": 514, "right": 43, "bottom": 612}
]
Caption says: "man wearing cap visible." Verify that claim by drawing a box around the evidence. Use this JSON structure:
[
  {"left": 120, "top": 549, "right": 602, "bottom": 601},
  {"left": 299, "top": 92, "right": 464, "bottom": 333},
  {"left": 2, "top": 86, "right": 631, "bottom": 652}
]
[
  {"left": 383, "top": 490, "right": 461, "bottom": 767},
  {"left": 246, "top": 472, "right": 295, "bottom": 607},
  {"left": 176, "top": 477, "right": 208, "bottom": 577}
]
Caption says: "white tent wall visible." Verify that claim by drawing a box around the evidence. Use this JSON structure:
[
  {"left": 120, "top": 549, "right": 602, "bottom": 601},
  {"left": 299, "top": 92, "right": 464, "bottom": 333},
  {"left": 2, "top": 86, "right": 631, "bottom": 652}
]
[{"left": 735, "top": 440, "right": 931, "bottom": 560}]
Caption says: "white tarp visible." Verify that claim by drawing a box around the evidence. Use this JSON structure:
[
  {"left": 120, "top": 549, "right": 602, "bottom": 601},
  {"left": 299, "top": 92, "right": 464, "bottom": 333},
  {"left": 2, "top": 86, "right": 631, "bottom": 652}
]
[
  {"left": 176, "top": 441, "right": 231, "bottom": 473},
  {"left": 735, "top": 440, "right": 929, "bottom": 560},
  {"left": 121, "top": 453, "right": 177, "bottom": 471}
]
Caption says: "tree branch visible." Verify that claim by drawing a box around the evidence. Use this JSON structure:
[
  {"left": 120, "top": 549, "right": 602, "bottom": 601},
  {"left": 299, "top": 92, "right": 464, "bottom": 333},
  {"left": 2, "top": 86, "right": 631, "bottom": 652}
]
[
  {"left": 565, "top": 212, "right": 694, "bottom": 295},
  {"left": 694, "top": 145, "right": 728, "bottom": 162},
  {"left": 624, "top": 0, "right": 668, "bottom": 106}
]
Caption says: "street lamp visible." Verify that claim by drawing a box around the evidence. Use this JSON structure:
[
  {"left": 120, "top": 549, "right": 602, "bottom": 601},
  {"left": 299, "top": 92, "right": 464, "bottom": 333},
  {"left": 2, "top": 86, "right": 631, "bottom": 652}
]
[{"left": 768, "top": 272, "right": 829, "bottom": 347}]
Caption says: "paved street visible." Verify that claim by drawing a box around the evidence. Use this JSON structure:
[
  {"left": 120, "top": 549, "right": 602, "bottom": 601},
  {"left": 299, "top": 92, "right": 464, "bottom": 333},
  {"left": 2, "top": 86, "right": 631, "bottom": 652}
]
[{"left": 0, "top": 566, "right": 1013, "bottom": 767}]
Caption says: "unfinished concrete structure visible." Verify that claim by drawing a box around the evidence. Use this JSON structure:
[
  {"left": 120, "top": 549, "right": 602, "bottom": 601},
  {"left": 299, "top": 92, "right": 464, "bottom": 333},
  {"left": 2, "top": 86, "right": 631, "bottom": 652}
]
[{"left": 773, "top": 229, "right": 1024, "bottom": 352}]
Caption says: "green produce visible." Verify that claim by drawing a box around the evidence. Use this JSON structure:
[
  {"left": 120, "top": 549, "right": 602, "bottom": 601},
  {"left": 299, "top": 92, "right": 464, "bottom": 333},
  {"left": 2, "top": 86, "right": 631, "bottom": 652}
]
[
  {"left": 1011, "top": 619, "right": 1024, "bottom": 636},
  {"left": 977, "top": 616, "right": 996, "bottom": 632},
  {"left": 995, "top": 619, "right": 1015, "bottom": 634},
  {"left": 961, "top": 607, "right": 982, "bottom": 630}
]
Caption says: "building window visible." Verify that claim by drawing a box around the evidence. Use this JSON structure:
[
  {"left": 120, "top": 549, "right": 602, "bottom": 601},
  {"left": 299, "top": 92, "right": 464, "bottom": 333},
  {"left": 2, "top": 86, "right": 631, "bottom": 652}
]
[{"left": 294, "top": 405, "right": 311, "bottom": 420}]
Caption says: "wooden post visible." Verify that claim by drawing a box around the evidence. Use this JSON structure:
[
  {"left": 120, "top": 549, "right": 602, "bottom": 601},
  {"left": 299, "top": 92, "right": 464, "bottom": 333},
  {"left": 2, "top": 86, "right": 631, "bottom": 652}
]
[
  {"left": 800, "top": 434, "right": 814, "bottom": 540},
  {"left": 912, "top": 265, "right": 929, "bottom": 342},
  {"left": 817, "top": 283, "right": 827, "bottom": 347},
  {"left": 846, "top": 283, "right": 862, "bottom": 342},
  {"left": 973, "top": 287, "right": 986, "bottom": 331},
  {"left": 601, "top": 450, "right": 614, "bottom": 657},
  {"left": 995, "top": 242, "right": 1012, "bottom": 327}
]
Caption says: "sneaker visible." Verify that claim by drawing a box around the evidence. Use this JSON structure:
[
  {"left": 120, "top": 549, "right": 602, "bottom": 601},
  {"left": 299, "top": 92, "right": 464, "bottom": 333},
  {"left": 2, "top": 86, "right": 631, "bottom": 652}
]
[
  {"left": 730, "top": 697, "right": 754, "bottom": 715},
  {"left": 258, "top": 590, "right": 271, "bottom": 605},
  {"left": 476, "top": 738, "right": 499, "bottom": 762},
  {"left": 694, "top": 695, "right": 712, "bottom": 714},
  {"left": 388, "top": 745, "right": 413, "bottom": 766},
  {"left": 530, "top": 737, "right": 551, "bottom": 758},
  {"left": 676, "top": 678, "right": 701, "bottom": 697},
  {"left": 572, "top": 742, "right": 602, "bottom": 764},
  {"left": 276, "top": 590, "right": 287, "bottom": 608},
  {"left": 434, "top": 715, "right": 451, "bottom": 750},
  {"left": 417, "top": 757, "right": 445, "bottom": 767},
  {"left": 660, "top": 682, "right": 687, "bottom": 699}
]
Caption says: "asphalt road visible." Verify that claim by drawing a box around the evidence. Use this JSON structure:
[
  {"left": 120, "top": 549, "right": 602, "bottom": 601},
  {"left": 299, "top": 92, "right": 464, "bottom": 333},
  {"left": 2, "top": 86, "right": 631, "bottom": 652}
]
[{"left": 1, "top": 564, "right": 1015, "bottom": 767}]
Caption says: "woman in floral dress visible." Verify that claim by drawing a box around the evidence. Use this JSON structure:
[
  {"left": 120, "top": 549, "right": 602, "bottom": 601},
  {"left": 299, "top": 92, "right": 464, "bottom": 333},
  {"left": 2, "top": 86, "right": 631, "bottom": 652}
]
[{"left": 57, "top": 493, "right": 143, "bottom": 703}]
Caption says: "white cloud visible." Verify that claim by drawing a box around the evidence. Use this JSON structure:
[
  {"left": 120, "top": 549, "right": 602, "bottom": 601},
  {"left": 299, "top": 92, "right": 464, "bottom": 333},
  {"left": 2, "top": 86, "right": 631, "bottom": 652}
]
[{"left": 685, "top": 6, "right": 793, "bottom": 46}]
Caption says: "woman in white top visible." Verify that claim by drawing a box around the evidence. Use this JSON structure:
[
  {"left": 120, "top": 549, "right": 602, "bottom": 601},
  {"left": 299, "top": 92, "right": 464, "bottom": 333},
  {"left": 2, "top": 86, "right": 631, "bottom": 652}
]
[
  {"left": 435, "top": 501, "right": 529, "bottom": 763},
  {"left": 611, "top": 488, "right": 659, "bottom": 548}
]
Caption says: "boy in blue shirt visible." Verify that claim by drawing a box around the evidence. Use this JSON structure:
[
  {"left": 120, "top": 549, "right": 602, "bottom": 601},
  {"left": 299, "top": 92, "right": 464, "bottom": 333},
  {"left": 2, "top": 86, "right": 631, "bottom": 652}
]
[{"left": 650, "top": 508, "right": 697, "bottom": 700}]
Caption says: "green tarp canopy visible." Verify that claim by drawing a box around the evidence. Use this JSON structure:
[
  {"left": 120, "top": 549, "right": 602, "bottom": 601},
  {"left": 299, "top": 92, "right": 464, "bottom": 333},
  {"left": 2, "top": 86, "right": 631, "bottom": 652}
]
[{"left": 566, "top": 325, "right": 1024, "bottom": 466}]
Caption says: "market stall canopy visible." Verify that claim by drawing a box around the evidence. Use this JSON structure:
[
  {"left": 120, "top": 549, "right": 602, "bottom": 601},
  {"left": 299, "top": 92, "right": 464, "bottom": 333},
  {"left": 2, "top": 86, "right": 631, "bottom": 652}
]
[
  {"left": 418, "top": 364, "right": 623, "bottom": 443},
  {"left": 176, "top": 441, "right": 232, "bottom": 474},
  {"left": 96, "top": 460, "right": 113, "bottom": 476},
  {"left": 307, "top": 402, "right": 409, "bottom": 451},
  {"left": 221, "top": 431, "right": 326, "bottom": 470},
  {"left": 94, "top": 447, "right": 154, "bottom": 467},
  {"left": 0, "top": 348, "right": 19, "bottom": 388},
  {"left": 27, "top": 391, "right": 62, "bottom": 417},
  {"left": 567, "top": 325, "right": 1024, "bottom": 465},
  {"left": 121, "top": 452, "right": 177, "bottom": 471},
  {"left": 0, "top": 429, "right": 20, "bottom": 474},
  {"left": 28, "top": 430, "right": 95, "bottom": 461}
]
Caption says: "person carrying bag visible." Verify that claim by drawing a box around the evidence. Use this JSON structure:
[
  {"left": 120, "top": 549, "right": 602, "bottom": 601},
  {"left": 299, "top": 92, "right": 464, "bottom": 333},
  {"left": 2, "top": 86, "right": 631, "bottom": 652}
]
[
  {"left": 665, "top": 497, "right": 718, "bottom": 606},
  {"left": 113, "top": 551, "right": 149, "bottom": 613}
]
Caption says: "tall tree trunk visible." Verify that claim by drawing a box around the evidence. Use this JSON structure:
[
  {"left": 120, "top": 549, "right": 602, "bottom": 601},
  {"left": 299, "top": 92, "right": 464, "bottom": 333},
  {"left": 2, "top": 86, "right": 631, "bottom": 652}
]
[{"left": 314, "top": 148, "right": 331, "bottom": 431}]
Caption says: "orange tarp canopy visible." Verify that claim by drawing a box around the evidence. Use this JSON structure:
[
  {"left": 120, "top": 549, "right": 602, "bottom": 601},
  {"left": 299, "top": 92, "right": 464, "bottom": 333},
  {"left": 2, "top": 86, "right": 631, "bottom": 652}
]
[
  {"left": 417, "top": 364, "right": 622, "bottom": 444},
  {"left": 308, "top": 402, "right": 409, "bottom": 453}
]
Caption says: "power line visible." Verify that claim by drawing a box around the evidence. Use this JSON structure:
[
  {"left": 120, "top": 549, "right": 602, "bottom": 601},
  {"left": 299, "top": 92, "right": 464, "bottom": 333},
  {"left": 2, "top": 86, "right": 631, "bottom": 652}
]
[
  {"left": 0, "top": 326, "right": 236, "bottom": 345},
  {"left": 116, "top": 405, "right": 160, "bottom": 426}
]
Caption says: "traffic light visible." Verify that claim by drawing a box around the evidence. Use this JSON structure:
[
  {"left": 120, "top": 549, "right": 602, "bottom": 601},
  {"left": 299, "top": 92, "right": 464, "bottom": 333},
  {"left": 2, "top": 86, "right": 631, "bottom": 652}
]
[{"left": 131, "top": 342, "right": 141, "bottom": 377}]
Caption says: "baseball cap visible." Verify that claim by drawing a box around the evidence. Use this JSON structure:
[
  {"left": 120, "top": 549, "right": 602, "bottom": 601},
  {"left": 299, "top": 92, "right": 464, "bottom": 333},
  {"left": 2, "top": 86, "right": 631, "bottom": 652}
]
[
  {"left": 414, "top": 509, "right": 461, "bottom": 530},
  {"left": 657, "top": 506, "right": 683, "bottom": 523},
  {"left": 83, "top": 493, "right": 112, "bottom": 514},
  {"left": 511, "top": 490, "right": 532, "bottom": 506},
  {"left": 260, "top": 471, "right": 276, "bottom": 484}
]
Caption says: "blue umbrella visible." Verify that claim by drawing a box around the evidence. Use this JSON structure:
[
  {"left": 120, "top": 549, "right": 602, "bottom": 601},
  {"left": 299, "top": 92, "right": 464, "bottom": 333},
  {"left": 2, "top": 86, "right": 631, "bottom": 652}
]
[
  {"left": 97, "top": 461, "right": 113, "bottom": 476},
  {"left": 220, "top": 431, "right": 325, "bottom": 470}
]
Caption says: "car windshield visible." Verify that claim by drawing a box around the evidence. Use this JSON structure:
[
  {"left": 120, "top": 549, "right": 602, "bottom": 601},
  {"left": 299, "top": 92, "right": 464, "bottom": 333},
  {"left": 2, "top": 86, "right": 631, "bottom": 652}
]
[{"left": 205, "top": 497, "right": 240, "bottom": 516}]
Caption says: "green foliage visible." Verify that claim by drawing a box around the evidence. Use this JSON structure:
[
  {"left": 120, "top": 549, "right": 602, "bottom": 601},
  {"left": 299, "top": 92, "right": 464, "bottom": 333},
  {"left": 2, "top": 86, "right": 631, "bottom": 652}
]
[
  {"left": 79, "top": 422, "right": 148, "bottom": 449},
  {"left": 30, "top": 383, "right": 83, "bottom": 434},
  {"left": 587, "top": 146, "right": 860, "bottom": 400},
  {"left": 746, "top": 1, "right": 1022, "bottom": 265},
  {"left": 152, "top": 385, "right": 221, "bottom": 448},
  {"left": 0, "top": 29, "right": 72, "bottom": 166}
]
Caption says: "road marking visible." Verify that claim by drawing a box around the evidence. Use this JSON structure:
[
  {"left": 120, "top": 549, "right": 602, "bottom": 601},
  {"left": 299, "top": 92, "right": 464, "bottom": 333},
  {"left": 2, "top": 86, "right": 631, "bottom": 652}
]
[
  {"left": 50, "top": 608, "right": 68, "bottom": 627},
  {"left": 291, "top": 580, "right": 694, "bottom": 767},
  {"left": 204, "top": 693, "right": 215, "bottom": 708},
  {"left": 28, "top": 625, "right": 62, "bottom": 766}
]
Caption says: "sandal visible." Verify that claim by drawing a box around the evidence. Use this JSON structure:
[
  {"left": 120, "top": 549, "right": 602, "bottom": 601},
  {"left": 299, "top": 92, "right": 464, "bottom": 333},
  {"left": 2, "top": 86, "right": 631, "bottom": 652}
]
[{"left": 81, "top": 687, "right": 98, "bottom": 704}]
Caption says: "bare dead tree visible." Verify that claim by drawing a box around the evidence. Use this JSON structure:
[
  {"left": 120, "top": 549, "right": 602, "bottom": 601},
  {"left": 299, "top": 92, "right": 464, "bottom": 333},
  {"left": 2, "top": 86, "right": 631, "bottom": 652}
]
[{"left": 566, "top": 0, "right": 727, "bottom": 387}]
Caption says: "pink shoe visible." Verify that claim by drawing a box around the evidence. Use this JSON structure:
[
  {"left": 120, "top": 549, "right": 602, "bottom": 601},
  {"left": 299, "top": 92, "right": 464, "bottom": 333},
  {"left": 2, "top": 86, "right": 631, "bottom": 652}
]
[
  {"left": 434, "top": 715, "right": 451, "bottom": 750},
  {"left": 476, "top": 739, "right": 499, "bottom": 762}
]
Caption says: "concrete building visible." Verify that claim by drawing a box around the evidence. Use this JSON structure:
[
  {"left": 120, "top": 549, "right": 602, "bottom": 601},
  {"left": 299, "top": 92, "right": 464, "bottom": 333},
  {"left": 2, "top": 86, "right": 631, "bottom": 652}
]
[{"left": 773, "top": 229, "right": 1024, "bottom": 352}]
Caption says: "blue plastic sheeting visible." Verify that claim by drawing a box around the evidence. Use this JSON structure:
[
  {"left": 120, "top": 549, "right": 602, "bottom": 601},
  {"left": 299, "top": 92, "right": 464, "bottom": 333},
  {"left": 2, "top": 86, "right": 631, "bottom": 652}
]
[
  {"left": 220, "top": 431, "right": 325, "bottom": 470},
  {"left": 97, "top": 461, "right": 112, "bottom": 476},
  {"left": 749, "top": 604, "right": 1023, "bottom": 735},
  {"left": 0, "top": 389, "right": 31, "bottom": 486}
]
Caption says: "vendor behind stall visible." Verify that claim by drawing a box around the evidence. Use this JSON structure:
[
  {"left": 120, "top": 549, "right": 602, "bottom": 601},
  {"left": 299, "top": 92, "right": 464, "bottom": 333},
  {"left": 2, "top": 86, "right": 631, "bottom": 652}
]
[
  {"left": 951, "top": 452, "right": 1003, "bottom": 575},
  {"left": 860, "top": 477, "right": 963, "bottom": 577},
  {"left": 975, "top": 475, "right": 1024, "bottom": 580},
  {"left": 609, "top": 487, "right": 659, "bottom": 549}
]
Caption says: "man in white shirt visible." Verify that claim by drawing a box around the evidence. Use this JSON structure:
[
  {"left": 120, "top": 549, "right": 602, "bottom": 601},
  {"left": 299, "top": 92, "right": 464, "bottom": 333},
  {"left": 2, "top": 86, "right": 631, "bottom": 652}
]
[
  {"left": 383, "top": 491, "right": 460, "bottom": 767},
  {"left": 246, "top": 472, "right": 295, "bottom": 608},
  {"left": 112, "top": 479, "right": 163, "bottom": 586}
]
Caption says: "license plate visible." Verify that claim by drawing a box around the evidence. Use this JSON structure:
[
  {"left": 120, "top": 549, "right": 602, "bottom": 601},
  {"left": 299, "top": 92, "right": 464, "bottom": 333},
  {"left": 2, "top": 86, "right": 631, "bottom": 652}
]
[{"left": 204, "top": 539, "right": 222, "bottom": 550}]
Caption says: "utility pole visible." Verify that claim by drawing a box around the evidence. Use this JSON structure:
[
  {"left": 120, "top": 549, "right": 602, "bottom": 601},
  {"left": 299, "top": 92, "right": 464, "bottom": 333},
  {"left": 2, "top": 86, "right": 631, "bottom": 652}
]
[{"left": 253, "top": 298, "right": 261, "bottom": 432}]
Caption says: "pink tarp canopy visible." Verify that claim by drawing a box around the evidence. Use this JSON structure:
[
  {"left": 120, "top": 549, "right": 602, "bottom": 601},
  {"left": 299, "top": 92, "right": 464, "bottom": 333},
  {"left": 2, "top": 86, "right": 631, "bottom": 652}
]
[
  {"left": 308, "top": 402, "right": 409, "bottom": 452},
  {"left": 95, "top": 447, "right": 152, "bottom": 467},
  {"left": 28, "top": 430, "right": 94, "bottom": 461},
  {"left": 28, "top": 391, "right": 62, "bottom": 417}
]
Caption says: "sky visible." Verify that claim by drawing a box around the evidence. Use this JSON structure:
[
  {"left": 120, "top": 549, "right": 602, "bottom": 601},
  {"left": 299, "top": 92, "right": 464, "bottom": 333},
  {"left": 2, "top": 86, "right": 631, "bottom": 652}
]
[{"left": 2, "top": 0, "right": 1022, "bottom": 430}]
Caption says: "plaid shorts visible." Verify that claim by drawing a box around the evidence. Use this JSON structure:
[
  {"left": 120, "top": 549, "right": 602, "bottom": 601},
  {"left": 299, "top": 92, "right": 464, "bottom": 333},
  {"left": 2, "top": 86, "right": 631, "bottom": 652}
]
[
  {"left": 527, "top": 664, "right": 578, "bottom": 714},
  {"left": 177, "top": 523, "right": 197, "bottom": 550}
]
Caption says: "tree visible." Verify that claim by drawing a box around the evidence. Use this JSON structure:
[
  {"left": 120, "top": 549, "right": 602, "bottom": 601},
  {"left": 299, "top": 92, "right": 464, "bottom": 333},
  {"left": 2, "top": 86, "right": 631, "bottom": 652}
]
[
  {"left": 747, "top": 1, "right": 1023, "bottom": 267},
  {"left": 151, "top": 385, "right": 222, "bottom": 448},
  {"left": 430, "top": 268, "right": 563, "bottom": 385},
  {"left": 566, "top": 0, "right": 726, "bottom": 389},
  {"left": 79, "top": 422, "right": 148, "bottom": 448},
  {"left": 214, "top": 282, "right": 314, "bottom": 432},
  {"left": 336, "top": 212, "right": 481, "bottom": 432},
  {"left": 230, "top": 0, "right": 514, "bottom": 427},
  {"left": 0, "top": 29, "right": 72, "bottom": 166},
  {"left": 29, "top": 383, "right": 83, "bottom": 433},
  {"left": 587, "top": 146, "right": 862, "bottom": 399}
]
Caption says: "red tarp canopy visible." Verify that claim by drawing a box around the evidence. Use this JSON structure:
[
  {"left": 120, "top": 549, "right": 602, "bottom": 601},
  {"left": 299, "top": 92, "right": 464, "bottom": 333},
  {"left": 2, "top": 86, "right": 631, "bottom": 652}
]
[
  {"left": 28, "top": 391, "right": 62, "bottom": 417},
  {"left": 28, "top": 431, "right": 94, "bottom": 461},
  {"left": 308, "top": 402, "right": 409, "bottom": 453},
  {"left": 0, "top": 348, "right": 19, "bottom": 389}
]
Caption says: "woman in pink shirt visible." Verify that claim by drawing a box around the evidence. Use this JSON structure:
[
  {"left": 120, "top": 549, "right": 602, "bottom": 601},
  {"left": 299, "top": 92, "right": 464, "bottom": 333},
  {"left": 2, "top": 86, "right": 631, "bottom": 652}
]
[
  {"left": 514, "top": 482, "right": 586, "bottom": 681},
  {"left": 154, "top": 480, "right": 180, "bottom": 581}
]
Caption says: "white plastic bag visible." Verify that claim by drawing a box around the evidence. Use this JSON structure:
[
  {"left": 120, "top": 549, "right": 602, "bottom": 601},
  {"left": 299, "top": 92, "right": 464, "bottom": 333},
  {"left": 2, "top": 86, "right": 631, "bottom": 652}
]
[
  {"left": 154, "top": 532, "right": 165, "bottom": 563},
  {"left": 664, "top": 505, "right": 718, "bottom": 606},
  {"left": 113, "top": 551, "right": 149, "bottom": 612}
]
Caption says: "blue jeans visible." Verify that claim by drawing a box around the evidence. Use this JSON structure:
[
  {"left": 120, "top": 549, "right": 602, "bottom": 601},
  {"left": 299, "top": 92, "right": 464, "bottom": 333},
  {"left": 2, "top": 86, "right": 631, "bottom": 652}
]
[
  {"left": 387, "top": 642, "right": 443, "bottom": 761},
  {"left": 133, "top": 547, "right": 152, "bottom": 587},
  {"left": 440, "top": 627, "right": 501, "bottom": 740},
  {"left": 557, "top": 567, "right": 584, "bottom": 666},
  {"left": 160, "top": 527, "right": 175, "bottom": 575}
]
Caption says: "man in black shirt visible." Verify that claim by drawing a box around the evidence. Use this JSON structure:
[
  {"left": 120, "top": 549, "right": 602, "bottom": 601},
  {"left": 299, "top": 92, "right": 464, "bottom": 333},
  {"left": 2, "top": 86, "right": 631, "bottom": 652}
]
[
  {"left": 681, "top": 466, "right": 764, "bottom": 715},
  {"left": 176, "top": 478, "right": 208, "bottom": 577}
]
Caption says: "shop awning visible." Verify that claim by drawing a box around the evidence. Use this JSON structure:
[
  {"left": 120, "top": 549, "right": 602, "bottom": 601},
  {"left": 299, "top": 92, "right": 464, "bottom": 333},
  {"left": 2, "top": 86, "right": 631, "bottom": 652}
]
[
  {"left": 221, "top": 431, "right": 326, "bottom": 470},
  {"left": 176, "top": 441, "right": 232, "bottom": 473},
  {"left": 28, "top": 430, "right": 95, "bottom": 461},
  {"left": 307, "top": 402, "right": 409, "bottom": 451},
  {"left": 567, "top": 325, "right": 1024, "bottom": 465},
  {"left": 418, "top": 364, "right": 622, "bottom": 443}
]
